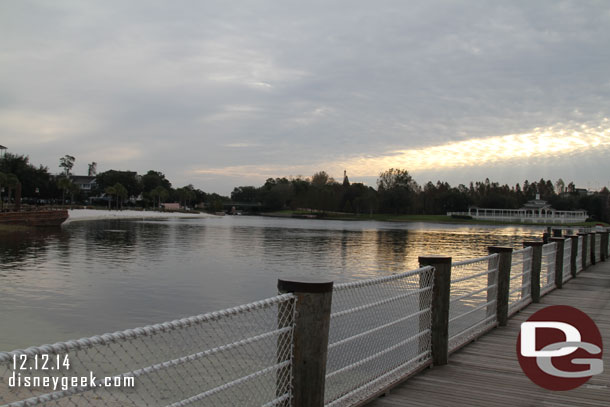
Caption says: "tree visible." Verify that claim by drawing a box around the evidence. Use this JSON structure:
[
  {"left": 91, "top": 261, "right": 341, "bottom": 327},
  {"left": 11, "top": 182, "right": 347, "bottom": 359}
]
[
  {"left": 377, "top": 168, "right": 419, "bottom": 214},
  {"left": 57, "top": 176, "right": 72, "bottom": 205},
  {"left": 95, "top": 170, "right": 142, "bottom": 198},
  {"left": 68, "top": 182, "right": 80, "bottom": 206},
  {"left": 377, "top": 168, "right": 417, "bottom": 191},
  {"left": 141, "top": 170, "right": 172, "bottom": 193},
  {"left": 311, "top": 171, "right": 331, "bottom": 187},
  {"left": 0, "top": 172, "right": 6, "bottom": 210},
  {"left": 59, "top": 155, "right": 75, "bottom": 176},
  {"left": 114, "top": 183, "right": 128, "bottom": 209},
  {"left": 150, "top": 186, "right": 168, "bottom": 209},
  {"left": 231, "top": 186, "right": 258, "bottom": 203},
  {"left": 88, "top": 162, "right": 97, "bottom": 177},
  {"left": 104, "top": 186, "right": 116, "bottom": 209},
  {"left": 0, "top": 153, "right": 54, "bottom": 199}
]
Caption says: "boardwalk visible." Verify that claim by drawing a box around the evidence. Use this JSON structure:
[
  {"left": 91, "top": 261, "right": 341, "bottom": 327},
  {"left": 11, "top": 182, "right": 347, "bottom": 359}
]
[{"left": 368, "top": 259, "right": 610, "bottom": 407}]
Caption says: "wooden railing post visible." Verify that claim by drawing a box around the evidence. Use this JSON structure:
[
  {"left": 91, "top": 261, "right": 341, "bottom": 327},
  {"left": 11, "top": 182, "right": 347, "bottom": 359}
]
[
  {"left": 278, "top": 279, "right": 333, "bottom": 407},
  {"left": 488, "top": 247, "right": 512, "bottom": 327},
  {"left": 524, "top": 241, "right": 543, "bottom": 303},
  {"left": 601, "top": 231, "right": 609, "bottom": 261},
  {"left": 550, "top": 237, "right": 565, "bottom": 289},
  {"left": 418, "top": 256, "right": 451, "bottom": 366},
  {"left": 578, "top": 233, "right": 588, "bottom": 270},
  {"left": 568, "top": 235, "right": 578, "bottom": 278},
  {"left": 590, "top": 232, "right": 597, "bottom": 265}
]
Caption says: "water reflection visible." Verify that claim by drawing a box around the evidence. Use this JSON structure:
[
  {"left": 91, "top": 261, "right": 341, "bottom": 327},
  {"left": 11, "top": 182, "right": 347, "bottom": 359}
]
[{"left": 0, "top": 217, "right": 543, "bottom": 350}]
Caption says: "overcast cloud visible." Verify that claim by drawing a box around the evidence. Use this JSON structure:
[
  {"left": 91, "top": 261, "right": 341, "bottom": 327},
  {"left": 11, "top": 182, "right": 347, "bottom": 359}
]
[{"left": 1, "top": 1, "right": 609, "bottom": 194}]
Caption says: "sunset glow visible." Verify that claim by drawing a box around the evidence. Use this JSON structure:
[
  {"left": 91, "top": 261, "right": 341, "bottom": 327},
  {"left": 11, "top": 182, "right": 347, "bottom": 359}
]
[{"left": 193, "top": 121, "right": 610, "bottom": 180}]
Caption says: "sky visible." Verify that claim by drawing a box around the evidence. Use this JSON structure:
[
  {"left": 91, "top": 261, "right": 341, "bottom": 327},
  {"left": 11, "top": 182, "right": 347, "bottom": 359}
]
[{"left": 1, "top": 1, "right": 610, "bottom": 195}]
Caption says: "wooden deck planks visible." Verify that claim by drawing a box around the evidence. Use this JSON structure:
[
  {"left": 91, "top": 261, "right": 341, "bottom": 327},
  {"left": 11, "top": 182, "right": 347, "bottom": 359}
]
[{"left": 367, "top": 260, "right": 610, "bottom": 407}]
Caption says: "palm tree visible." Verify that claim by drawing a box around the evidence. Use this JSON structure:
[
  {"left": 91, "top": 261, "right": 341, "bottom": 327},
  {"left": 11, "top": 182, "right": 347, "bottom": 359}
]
[
  {"left": 113, "top": 183, "right": 128, "bottom": 210},
  {"left": 105, "top": 186, "right": 116, "bottom": 210},
  {"left": 150, "top": 186, "right": 168, "bottom": 209},
  {"left": 57, "top": 177, "right": 72, "bottom": 206},
  {"left": 68, "top": 182, "right": 81, "bottom": 207}
]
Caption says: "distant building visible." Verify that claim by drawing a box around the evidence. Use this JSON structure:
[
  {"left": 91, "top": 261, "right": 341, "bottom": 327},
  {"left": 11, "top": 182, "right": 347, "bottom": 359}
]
[
  {"left": 0, "top": 145, "right": 6, "bottom": 158},
  {"left": 448, "top": 194, "right": 587, "bottom": 224},
  {"left": 162, "top": 203, "right": 180, "bottom": 211},
  {"left": 70, "top": 175, "right": 97, "bottom": 192}
]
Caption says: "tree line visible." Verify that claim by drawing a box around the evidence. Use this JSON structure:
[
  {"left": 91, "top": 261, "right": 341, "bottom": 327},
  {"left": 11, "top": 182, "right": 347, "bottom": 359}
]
[
  {"left": 0, "top": 153, "right": 224, "bottom": 210},
  {"left": 1, "top": 151, "right": 608, "bottom": 221},
  {"left": 231, "top": 169, "right": 610, "bottom": 222}
]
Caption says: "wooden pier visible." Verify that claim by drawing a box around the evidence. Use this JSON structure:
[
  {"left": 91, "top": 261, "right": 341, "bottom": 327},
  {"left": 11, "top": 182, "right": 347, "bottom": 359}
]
[{"left": 368, "top": 259, "right": 610, "bottom": 407}]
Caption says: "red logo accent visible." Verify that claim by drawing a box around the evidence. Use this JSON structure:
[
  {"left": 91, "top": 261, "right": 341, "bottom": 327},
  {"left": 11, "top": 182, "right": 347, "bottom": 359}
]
[{"left": 516, "top": 305, "right": 603, "bottom": 391}]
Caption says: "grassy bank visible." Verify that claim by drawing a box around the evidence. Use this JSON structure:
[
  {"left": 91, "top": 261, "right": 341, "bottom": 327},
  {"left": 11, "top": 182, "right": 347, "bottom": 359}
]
[{"left": 261, "top": 210, "right": 607, "bottom": 227}]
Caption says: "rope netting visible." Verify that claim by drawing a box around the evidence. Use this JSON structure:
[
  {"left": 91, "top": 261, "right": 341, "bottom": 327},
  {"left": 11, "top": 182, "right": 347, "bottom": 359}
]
[
  {"left": 508, "top": 247, "right": 533, "bottom": 316},
  {"left": 0, "top": 294, "right": 296, "bottom": 407},
  {"left": 448, "top": 254, "right": 499, "bottom": 353},
  {"left": 576, "top": 236, "right": 584, "bottom": 273},
  {"left": 562, "top": 239, "right": 572, "bottom": 283},
  {"left": 324, "top": 266, "right": 434, "bottom": 407},
  {"left": 540, "top": 242, "right": 557, "bottom": 296}
]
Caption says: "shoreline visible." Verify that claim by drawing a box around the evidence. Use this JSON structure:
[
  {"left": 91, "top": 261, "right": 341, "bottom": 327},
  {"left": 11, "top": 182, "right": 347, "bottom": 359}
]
[
  {"left": 260, "top": 211, "right": 606, "bottom": 228},
  {"left": 64, "top": 209, "right": 216, "bottom": 224}
]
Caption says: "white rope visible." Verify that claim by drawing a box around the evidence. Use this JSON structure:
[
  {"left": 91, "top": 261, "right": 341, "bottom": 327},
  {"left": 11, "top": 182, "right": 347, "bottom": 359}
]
[
  {"left": 451, "top": 267, "right": 497, "bottom": 284},
  {"left": 509, "top": 283, "right": 531, "bottom": 295},
  {"left": 0, "top": 293, "right": 296, "bottom": 362},
  {"left": 325, "top": 351, "right": 430, "bottom": 407},
  {"left": 513, "top": 247, "right": 533, "bottom": 256},
  {"left": 449, "top": 315, "right": 496, "bottom": 344},
  {"left": 450, "top": 284, "right": 496, "bottom": 304},
  {"left": 333, "top": 266, "right": 433, "bottom": 291},
  {"left": 261, "top": 394, "right": 291, "bottom": 407},
  {"left": 449, "top": 300, "right": 496, "bottom": 324},
  {"left": 509, "top": 270, "right": 530, "bottom": 280},
  {"left": 326, "top": 330, "right": 430, "bottom": 379},
  {"left": 166, "top": 360, "right": 291, "bottom": 407},
  {"left": 328, "top": 308, "right": 431, "bottom": 350},
  {"left": 330, "top": 286, "right": 431, "bottom": 319},
  {"left": 452, "top": 253, "right": 498, "bottom": 268}
]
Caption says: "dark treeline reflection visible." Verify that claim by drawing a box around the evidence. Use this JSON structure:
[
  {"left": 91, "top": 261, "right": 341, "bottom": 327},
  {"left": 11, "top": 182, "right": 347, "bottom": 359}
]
[{"left": 0, "top": 216, "right": 542, "bottom": 350}]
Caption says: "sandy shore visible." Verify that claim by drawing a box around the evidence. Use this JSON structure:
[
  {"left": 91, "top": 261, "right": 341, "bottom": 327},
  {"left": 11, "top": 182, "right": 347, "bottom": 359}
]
[{"left": 65, "top": 209, "right": 216, "bottom": 223}]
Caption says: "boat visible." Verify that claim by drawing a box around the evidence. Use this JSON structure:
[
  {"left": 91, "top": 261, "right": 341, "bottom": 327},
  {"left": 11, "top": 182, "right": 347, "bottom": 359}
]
[{"left": 0, "top": 210, "right": 69, "bottom": 226}]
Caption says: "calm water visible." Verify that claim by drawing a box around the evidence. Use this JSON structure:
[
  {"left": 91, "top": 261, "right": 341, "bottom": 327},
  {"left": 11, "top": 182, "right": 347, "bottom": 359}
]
[{"left": 0, "top": 216, "right": 544, "bottom": 350}]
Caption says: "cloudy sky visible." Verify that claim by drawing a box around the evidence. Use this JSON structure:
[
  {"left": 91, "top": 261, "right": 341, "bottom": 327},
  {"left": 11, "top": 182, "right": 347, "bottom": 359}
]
[{"left": 1, "top": 1, "right": 609, "bottom": 194}]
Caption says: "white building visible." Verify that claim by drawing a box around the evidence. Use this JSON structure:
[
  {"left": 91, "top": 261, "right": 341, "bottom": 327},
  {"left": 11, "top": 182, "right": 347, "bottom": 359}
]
[{"left": 448, "top": 194, "right": 587, "bottom": 224}]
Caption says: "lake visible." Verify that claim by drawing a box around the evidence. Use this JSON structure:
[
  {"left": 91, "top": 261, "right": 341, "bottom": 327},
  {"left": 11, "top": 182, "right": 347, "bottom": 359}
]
[{"left": 0, "top": 216, "right": 544, "bottom": 350}]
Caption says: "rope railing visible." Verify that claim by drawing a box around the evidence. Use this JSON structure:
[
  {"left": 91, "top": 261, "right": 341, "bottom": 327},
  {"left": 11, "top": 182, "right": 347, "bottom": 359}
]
[
  {"left": 0, "top": 294, "right": 296, "bottom": 407},
  {"left": 540, "top": 242, "right": 557, "bottom": 296},
  {"left": 508, "top": 247, "right": 533, "bottom": 316},
  {"left": 448, "top": 254, "right": 499, "bottom": 353},
  {"left": 562, "top": 238, "right": 572, "bottom": 283},
  {"left": 324, "top": 266, "right": 434, "bottom": 407}
]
